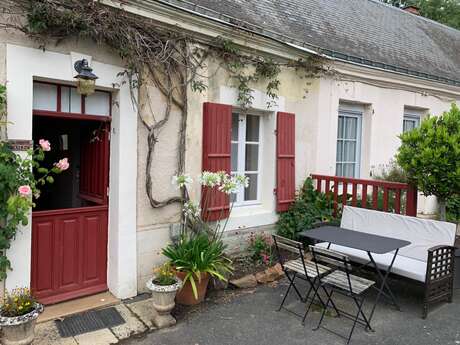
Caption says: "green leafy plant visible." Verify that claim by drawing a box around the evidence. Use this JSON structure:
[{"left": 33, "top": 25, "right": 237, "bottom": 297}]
[
  {"left": 152, "top": 262, "right": 177, "bottom": 286},
  {"left": 162, "top": 232, "right": 233, "bottom": 299},
  {"left": 1, "top": 288, "right": 36, "bottom": 317},
  {"left": 0, "top": 84, "right": 6, "bottom": 130},
  {"left": 247, "top": 232, "right": 275, "bottom": 266},
  {"left": 447, "top": 194, "right": 460, "bottom": 224},
  {"left": 213, "top": 37, "right": 326, "bottom": 109},
  {"left": 396, "top": 103, "right": 460, "bottom": 220},
  {"left": 0, "top": 139, "right": 69, "bottom": 280},
  {"left": 276, "top": 178, "right": 336, "bottom": 240}
]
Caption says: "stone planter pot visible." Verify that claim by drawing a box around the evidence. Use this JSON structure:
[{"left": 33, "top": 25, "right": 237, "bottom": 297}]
[
  {"left": 175, "top": 271, "right": 210, "bottom": 306},
  {"left": 0, "top": 303, "right": 43, "bottom": 345},
  {"left": 146, "top": 277, "right": 182, "bottom": 329}
]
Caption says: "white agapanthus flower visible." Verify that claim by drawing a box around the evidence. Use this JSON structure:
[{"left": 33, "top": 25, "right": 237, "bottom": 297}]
[
  {"left": 183, "top": 201, "right": 201, "bottom": 218},
  {"left": 233, "top": 174, "right": 250, "bottom": 188},
  {"left": 199, "top": 171, "right": 222, "bottom": 187},
  {"left": 218, "top": 175, "right": 240, "bottom": 194},
  {"left": 171, "top": 174, "right": 193, "bottom": 189}
]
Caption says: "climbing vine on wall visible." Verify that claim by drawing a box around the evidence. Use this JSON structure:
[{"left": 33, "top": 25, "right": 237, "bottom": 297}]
[
  {"left": 0, "top": 84, "right": 7, "bottom": 140},
  {"left": 0, "top": 0, "right": 329, "bottom": 209}
]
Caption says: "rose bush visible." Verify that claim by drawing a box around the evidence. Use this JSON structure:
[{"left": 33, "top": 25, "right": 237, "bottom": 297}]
[{"left": 0, "top": 140, "right": 69, "bottom": 279}]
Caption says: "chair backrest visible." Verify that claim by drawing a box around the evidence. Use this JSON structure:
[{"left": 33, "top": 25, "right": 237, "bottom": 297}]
[
  {"left": 309, "top": 245, "right": 352, "bottom": 271},
  {"left": 272, "top": 234, "right": 303, "bottom": 254},
  {"left": 310, "top": 245, "right": 355, "bottom": 293},
  {"left": 272, "top": 234, "right": 305, "bottom": 266},
  {"left": 341, "top": 206, "right": 456, "bottom": 262}
]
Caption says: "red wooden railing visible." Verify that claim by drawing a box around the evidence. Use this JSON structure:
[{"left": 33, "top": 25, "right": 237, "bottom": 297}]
[{"left": 311, "top": 174, "right": 418, "bottom": 217}]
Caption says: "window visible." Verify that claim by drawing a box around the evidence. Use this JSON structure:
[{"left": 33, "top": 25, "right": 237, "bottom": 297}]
[
  {"left": 33, "top": 82, "right": 111, "bottom": 117},
  {"left": 231, "top": 113, "right": 261, "bottom": 204},
  {"left": 403, "top": 113, "right": 421, "bottom": 133},
  {"left": 336, "top": 110, "right": 362, "bottom": 178}
]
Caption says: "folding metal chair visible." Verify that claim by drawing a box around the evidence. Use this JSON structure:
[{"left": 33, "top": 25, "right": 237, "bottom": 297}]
[
  {"left": 272, "top": 235, "right": 336, "bottom": 323},
  {"left": 309, "top": 245, "right": 375, "bottom": 345}
]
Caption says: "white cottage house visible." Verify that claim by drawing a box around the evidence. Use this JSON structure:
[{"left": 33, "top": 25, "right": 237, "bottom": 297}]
[{"left": 1, "top": 0, "right": 459, "bottom": 304}]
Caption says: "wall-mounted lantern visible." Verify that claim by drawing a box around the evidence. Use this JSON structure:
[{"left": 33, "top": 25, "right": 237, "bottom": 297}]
[{"left": 74, "top": 59, "right": 98, "bottom": 96}]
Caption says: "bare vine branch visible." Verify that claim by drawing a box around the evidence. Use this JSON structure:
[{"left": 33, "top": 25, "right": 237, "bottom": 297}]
[{"left": 0, "top": 0, "right": 329, "bottom": 210}]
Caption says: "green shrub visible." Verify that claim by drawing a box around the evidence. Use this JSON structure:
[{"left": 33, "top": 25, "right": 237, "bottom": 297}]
[
  {"left": 396, "top": 103, "right": 460, "bottom": 220},
  {"left": 276, "top": 178, "right": 336, "bottom": 240},
  {"left": 447, "top": 194, "right": 460, "bottom": 224}
]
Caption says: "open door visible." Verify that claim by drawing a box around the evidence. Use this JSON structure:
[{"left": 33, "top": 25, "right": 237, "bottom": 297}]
[
  {"left": 31, "top": 82, "right": 111, "bottom": 305},
  {"left": 79, "top": 123, "right": 110, "bottom": 205}
]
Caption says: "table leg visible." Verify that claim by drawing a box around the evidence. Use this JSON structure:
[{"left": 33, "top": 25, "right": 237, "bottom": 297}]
[{"left": 366, "top": 249, "right": 400, "bottom": 327}]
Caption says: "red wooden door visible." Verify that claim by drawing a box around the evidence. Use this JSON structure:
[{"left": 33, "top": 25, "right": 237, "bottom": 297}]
[
  {"left": 31, "top": 83, "right": 111, "bottom": 305},
  {"left": 31, "top": 207, "right": 108, "bottom": 304}
]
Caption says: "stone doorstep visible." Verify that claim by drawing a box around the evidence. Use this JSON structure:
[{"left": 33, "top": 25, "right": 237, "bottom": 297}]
[
  {"left": 38, "top": 292, "right": 120, "bottom": 324},
  {"left": 33, "top": 297, "right": 156, "bottom": 345}
]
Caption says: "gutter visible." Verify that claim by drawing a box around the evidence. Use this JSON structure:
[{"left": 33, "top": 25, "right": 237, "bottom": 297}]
[{"left": 151, "top": 0, "right": 460, "bottom": 88}]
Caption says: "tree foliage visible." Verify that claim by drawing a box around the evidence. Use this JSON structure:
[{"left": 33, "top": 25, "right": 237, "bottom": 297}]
[
  {"left": 396, "top": 104, "right": 460, "bottom": 220},
  {"left": 381, "top": 0, "right": 460, "bottom": 30}
]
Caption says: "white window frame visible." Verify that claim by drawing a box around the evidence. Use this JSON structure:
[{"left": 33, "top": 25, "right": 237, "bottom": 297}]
[
  {"left": 336, "top": 110, "right": 362, "bottom": 178},
  {"left": 403, "top": 112, "right": 421, "bottom": 133},
  {"left": 231, "top": 112, "right": 262, "bottom": 206}
]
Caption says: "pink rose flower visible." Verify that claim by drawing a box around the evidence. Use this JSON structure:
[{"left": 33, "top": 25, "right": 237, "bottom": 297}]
[
  {"left": 38, "top": 139, "right": 51, "bottom": 151},
  {"left": 18, "top": 185, "right": 32, "bottom": 197},
  {"left": 55, "top": 158, "right": 70, "bottom": 171}
]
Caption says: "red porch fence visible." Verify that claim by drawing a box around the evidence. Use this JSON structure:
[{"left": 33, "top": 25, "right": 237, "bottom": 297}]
[{"left": 311, "top": 174, "right": 418, "bottom": 217}]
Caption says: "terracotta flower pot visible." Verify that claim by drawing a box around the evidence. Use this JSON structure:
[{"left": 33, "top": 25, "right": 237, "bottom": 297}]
[
  {"left": 0, "top": 303, "right": 43, "bottom": 345},
  {"left": 146, "top": 277, "right": 182, "bottom": 329},
  {"left": 175, "top": 271, "right": 210, "bottom": 305}
]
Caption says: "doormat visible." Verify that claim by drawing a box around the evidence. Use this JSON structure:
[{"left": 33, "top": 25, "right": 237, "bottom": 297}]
[{"left": 55, "top": 307, "right": 125, "bottom": 337}]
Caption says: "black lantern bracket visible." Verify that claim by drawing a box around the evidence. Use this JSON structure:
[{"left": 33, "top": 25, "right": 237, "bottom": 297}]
[{"left": 74, "top": 59, "right": 98, "bottom": 80}]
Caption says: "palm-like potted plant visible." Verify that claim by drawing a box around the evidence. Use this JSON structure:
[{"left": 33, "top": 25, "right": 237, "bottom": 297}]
[
  {"left": 163, "top": 232, "right": 233, "bottom": 305},
  {"left": 146, "top": 262, "right": 182, "bottom": 328},
  {"left": 0, "top": 288, "right": 43, "bottom": 345}
]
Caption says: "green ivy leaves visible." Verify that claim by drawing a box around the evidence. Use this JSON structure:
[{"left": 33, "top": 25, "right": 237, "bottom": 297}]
[{"left": 213, "top": 37, "right": 325, "bottom": 109}]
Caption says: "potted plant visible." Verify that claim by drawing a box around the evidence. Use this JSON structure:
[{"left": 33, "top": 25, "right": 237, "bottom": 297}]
[
  {"left": 0, "top": 288, "right": 43, "bottom": 345},
  {"left": 163, "top": 232, "right": 233, "bottom": 305},
  {"left": 146, "top": 261, "right": 182, "bottom": 328},
  {"left": 164, "top": 171, "right": 246, "bottom": 305}
]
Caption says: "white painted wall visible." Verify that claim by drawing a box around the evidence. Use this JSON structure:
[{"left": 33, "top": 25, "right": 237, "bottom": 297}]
[
  {"left": 5, "top": 44, "right": 138, "bottom": 299},
  {"left": 314, "top": 74, "right": 459, "bottom": 215}
]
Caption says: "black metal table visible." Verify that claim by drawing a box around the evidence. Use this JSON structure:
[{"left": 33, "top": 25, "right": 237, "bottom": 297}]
[{"left": 299, "top": 226, "right": 411, "bottom": 326}]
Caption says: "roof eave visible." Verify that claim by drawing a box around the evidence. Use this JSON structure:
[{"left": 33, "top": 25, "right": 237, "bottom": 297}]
[{"left": 103, "top": 0, "right": 460, "bottom": 90}]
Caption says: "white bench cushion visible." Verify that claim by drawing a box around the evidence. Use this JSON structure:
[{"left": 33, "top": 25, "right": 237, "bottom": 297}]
[
  {"left": 340, "top": 206, "right": 456, "bottom": 262},
  {"left": 316, "top": 242, "right": 427, "bottom": 282}
]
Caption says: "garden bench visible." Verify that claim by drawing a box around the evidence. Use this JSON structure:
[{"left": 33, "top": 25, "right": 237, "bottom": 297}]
[{"left": 315, "top": 206, "right": 457, "bottom": 318}]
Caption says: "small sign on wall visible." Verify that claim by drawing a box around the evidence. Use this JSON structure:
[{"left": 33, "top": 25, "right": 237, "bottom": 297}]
[{"left": 8, "top": 139, "right": 33, "bottom": 151}]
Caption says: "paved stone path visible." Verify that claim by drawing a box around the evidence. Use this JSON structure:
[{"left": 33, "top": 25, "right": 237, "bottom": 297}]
[{"left": 124, "top": 278, "right": 460, "bottom": 345}]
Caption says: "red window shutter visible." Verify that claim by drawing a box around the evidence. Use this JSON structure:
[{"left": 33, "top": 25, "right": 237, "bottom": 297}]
[
  {"left": 201, "top": 102, "right": 232, "bottom": 221},
  {"left": 276, "top": 112, "right": 295, "bottom": 212}
]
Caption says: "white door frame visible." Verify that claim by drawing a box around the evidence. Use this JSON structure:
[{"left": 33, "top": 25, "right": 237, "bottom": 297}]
[{"left": 6, "top": 44, "right": 138, "bottom": 299}]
